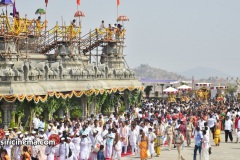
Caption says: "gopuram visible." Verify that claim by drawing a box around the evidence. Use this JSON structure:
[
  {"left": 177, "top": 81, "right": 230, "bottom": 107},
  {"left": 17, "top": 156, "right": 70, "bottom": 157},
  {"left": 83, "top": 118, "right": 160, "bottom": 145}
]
[{"left": 0, "top": 11, "right": 142, "bottom": 129}]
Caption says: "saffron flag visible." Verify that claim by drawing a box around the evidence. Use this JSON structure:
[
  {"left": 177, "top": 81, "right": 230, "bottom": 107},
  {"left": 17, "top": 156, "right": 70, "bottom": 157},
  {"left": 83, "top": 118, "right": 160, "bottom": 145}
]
[
  {"left": 13, "top": 1, "right": 17, "bottom": 17},
  {"left": 117, "top": 0, "right": 120, "bottom": 6},
  {"left": 77, "top": 0, "right": 80, "bottom": 6},
  {"left": 45, "top": 0, "right": 48, "bottom": 7}
]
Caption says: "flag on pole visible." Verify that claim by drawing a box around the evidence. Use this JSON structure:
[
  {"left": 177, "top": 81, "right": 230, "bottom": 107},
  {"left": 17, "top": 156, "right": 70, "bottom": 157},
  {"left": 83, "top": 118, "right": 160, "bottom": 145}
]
[
  {"left": 13, "top": 0, "right": 17, "bottom": 17},
  {"left": 117, "top": 0, "right": 120, "bottom": 6},
  {"left": 45, "top": 0, "right": 48, "bottom": 7},
  {"left": 77, "top": 0, "right": 80, "bottom": 5}
]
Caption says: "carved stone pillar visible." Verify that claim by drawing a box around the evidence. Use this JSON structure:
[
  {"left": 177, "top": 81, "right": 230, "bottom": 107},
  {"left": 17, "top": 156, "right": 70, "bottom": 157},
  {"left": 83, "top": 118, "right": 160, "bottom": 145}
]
[
  {"left": 1, "top": 101, "right": 16, "bottom": 129},
  {"left": 2, "top": 106, "right": 8, "bottom": 129},
  {"left": 89, "top": 101, "right": 96, "bottom": 115},
  {"left": 81, "top": 96, "right": 87, "bottom": 118}
]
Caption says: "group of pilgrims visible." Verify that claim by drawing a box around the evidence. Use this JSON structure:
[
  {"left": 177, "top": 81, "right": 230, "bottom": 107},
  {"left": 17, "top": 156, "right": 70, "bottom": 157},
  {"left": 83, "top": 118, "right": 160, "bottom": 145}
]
[{"left": 0, "top": 98, "right": 239, "bottom": 160}]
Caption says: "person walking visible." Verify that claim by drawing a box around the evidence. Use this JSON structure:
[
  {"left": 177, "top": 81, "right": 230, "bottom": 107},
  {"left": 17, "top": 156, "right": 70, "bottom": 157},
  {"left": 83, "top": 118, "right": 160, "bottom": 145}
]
[
  {"left": 165, "top": 122, "right": 174, "bottom": 151},
  {"left": 201, "top": 130, "right": 210, "bottom": 160},
  {"left": 97, "top": 145, "right": 105, "bottom": 160},
  {"left": 147, "top": 127, "right": 156, "bottom": 158},
  {"left": 193, "top": 127, "right": 203, "bottom": 160},
  {"left": 214, "top": 120, "right": 221, "bottom": 146},
  {"left": 185, "top": 118, "right": 194, "bottom": 147},
  {"left": 224, "top": 116, "right": 233, "bottom": 143},
  {"left": 139, "top": 129, "right": 148, "bottom": 160},
  {"left": 175, "top": 128, "right": 185, "bottom": 160}
]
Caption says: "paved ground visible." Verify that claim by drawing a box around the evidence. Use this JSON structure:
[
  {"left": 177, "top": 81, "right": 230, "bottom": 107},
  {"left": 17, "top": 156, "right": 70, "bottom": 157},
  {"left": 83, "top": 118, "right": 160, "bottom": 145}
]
[{"left": 122, "top": 131, "right": 240, "bottom": 160}]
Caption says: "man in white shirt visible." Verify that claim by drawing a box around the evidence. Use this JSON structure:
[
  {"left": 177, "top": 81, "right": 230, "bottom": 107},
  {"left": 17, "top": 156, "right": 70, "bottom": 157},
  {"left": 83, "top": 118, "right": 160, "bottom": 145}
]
[
  {"left": 198, "top": 117, "right": 205, "bottom": 131},
  {"left": 129, "top": 125, "right": 138, "bottom": 155},
  {"left": 148, "top": 127, "right": 156, "bottom": 158},
  {"left": 33, "top": 115, "right": 40, "bottom": 132},
  {"left": 99, "top": 20, "right": 105, "bottom": 30},
  {"left": 224, "top": 116, "right": 233, "bottom": 143},
  {"left": 207, "top": 115, "right": 216, "bottom": 139},
  {"left": 57, "top": 138, "right": 69, "bottom": 160}
]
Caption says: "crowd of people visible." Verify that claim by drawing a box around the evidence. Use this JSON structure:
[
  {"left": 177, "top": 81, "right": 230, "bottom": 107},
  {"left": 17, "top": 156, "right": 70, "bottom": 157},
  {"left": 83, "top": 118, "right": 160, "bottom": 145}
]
[{"left": 0, "top": 98, "right": 239, "bottom": 160}]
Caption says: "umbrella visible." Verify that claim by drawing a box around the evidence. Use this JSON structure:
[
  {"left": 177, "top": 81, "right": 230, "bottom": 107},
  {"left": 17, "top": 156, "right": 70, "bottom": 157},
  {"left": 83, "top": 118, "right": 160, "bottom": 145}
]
[
  {"left": 74, "top": 10, "right": 85, "bottom": 27},
  {"left": 74, "top": 10, "right": 85, "bottom": 17},
  {"left": 177, "top": 85, "right": 192, "bottom": 91},
  {"left": 0, "top": 0, "right": 13, "bottom": 6},
  {"left": 117, "top": 15, "right": 129, "bottom": 22},
  {"left": 163, "top": 87, "right": 178, "bottom": 94},
  {"left": 35, "top": 8, "right": 46, "bottom": 15}
]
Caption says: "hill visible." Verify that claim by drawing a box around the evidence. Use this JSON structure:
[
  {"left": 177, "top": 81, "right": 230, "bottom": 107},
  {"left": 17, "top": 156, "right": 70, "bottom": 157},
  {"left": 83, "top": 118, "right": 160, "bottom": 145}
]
[
  {"left": 179, "top": 67, "right": 230, "bottom": 79},
  {"left": 133, "top": 64, "right": 184, "bottom": 80}
]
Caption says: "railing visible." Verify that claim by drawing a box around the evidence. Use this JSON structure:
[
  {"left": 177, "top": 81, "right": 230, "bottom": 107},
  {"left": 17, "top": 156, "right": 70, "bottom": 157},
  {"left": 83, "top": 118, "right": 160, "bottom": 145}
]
[
  {"left": 37, "top": 25, "right": 81, "bottom": 53},
  {"left": 80, "top": 28, "right": 126, "bottom": 54},
  {"left": 0, "top": 15, "right": 126, "bottom": 55}
]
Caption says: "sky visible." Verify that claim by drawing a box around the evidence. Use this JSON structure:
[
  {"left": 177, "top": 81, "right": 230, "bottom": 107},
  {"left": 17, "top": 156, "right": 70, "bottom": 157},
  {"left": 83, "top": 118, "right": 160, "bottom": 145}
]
[{"left": 12, "top": 0, "right": 240, "bottom": 77}]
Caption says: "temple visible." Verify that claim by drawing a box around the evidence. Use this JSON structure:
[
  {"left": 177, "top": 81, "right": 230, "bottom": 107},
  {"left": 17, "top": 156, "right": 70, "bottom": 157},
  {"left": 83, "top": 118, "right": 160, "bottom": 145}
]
[{"left": 0, "top": 11, "right": 142, "bottom": 128}]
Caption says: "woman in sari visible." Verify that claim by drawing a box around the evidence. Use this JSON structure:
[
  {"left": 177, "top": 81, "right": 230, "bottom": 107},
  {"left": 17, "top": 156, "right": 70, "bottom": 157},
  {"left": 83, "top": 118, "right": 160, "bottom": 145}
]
[
  {"left": 139, "top": 129, "right": 148, "bottom": 160},
  {"left": 21, "top": 146, "right": 31, "bottom": 160},
  {"left": 214, "top": 120, "right": 221, "bottom": 146}
]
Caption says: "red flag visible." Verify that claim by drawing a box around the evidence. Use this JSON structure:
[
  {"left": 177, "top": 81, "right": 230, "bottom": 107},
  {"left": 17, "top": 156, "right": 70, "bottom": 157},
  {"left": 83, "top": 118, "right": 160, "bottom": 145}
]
[
  {"left": 45, "top": 0, "right": 48, "bottom": 7},
  {"left": 77, "top": 0, "right": 80, "bottom": 6},
  {"left": 117, "top": 0, "right": 120, "bottom": 6}
]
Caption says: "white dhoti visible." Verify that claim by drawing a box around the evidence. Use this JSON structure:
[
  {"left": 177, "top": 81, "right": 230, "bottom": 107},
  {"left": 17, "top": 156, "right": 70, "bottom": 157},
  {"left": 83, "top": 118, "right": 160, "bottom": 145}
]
[
  {"left": 112, "top": 141, "right": 122, "bottom": 160},
  {"left": 46, "top": 153, "right": 55, "bottom": 160},
  {"left": 112, "top": 149, "right": 121, "bottom": 160},
  {"left": 67, "top": 155, "right": 74, "bottom": 160},
  {"left": 90, "top": 152, "right": 98, "bottom": 160},
  {"left": 74, "top": 147, "right": 80, "bottom": 160},
  {"left": 201, "top": 147, "right": 209, "bottom": 160},
  {"left": 60, "top": 155, "right": 66, "bottom": 160},
  {"left": 131, "top": 145, "right": 137, "bottom": 154},
  {"left": 105, "top": 144, "right": 113, "bottom": 158},
  {"left": 148, "top": 142, "right": 155, "bottom": 155}
]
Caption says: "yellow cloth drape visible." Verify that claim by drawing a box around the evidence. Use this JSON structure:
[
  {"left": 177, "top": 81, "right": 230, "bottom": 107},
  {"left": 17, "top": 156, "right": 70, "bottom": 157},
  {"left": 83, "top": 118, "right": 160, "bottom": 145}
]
[{"left": 139, "top": 141, "right": 148, "bottom": 159}]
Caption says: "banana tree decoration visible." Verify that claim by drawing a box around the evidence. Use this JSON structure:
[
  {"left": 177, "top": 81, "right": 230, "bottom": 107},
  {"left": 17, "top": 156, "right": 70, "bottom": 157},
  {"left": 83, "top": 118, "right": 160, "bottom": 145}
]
[
  {"left": 45, "top": 97, "right": 61, "bottom": 120},
  {"left": 26, "top": 101, "right": 44, "bottom": 131},
  {"left": 15, "top": 100, "right": 26, "bottom": 128},
  {"left": 95, "top": 92, "right": 108, "bottom": 113},
  {"left": 59, "top": 98, "right": 79, "bottom": 117}
]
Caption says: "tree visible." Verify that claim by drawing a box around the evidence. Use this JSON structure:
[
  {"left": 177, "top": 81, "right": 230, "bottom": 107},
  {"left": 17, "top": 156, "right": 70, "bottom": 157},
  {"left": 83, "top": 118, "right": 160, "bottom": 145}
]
[
  {"left": 25, "top": 101, "right": 44, "bottom": 131},
  {"left": 45, "top": 97, "right": 61, "bottom": 120},
  {"left": 95, "top": 92, "right": 108, "bottom": 113},
  {"left": 144, "top": 85, "right": 153, "bottom": 98},
  {"left": 15, "top": 100, "right": 27, "bottom": 128},
  {"left": 102, "top": 93, "right": 117, "bottom": 115},
  {"left": 59, "top": 97, "right": 78, "bottom": 117}
]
